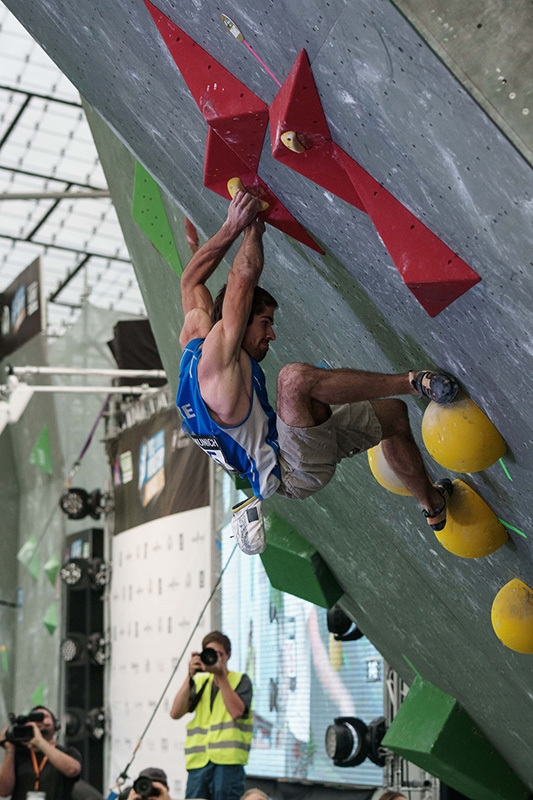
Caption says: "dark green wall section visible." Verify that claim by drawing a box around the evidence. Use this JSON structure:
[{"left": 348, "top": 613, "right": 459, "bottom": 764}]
[
  {"left": 382, "top": 676, "right": 529, "bottom": 800},
  {"left": 261, "top": 514, "right": 343, "bottom": 609}
]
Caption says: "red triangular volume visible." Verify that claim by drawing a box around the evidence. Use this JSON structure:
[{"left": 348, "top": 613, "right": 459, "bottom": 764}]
[
  {"left": 270, "top": 50, "right": 365, "bottom": 211},
  {"left": 205, "top": 129, "right": 325, "bottom": 254},
  {"left": 144, "top": 0, "right": 268, "bottom": 172},
  {"left": 338, "top": 148, "right": 481, "bottom": 316}
]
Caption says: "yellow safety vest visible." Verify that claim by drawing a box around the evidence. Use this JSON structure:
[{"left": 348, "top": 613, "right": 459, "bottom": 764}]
[{"left": 185, "top": 671, "right": 253, "bottom": 770}]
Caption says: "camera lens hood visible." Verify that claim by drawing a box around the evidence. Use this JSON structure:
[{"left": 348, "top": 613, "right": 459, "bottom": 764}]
[{"left": 200, "top": 647, "right": 218, "bottom": 666}]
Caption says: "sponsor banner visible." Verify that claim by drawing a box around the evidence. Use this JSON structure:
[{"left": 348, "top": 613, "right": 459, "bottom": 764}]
[
  {"left": 109, "top": 509, "right": 212, "bottom": 798},
  {"left": 107, "top": 407, "right": 209, "bottom": 534},
  {"left": 0, "top": 256, "right": 45, "bottom": 358}
]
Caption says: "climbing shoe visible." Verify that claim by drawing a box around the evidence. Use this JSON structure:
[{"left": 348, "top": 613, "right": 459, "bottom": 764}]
[
  {"left": 423, "top": 478, "right": 453, "bottom": 531},
  {"left": 231, "top": 495, "right": 266, "bottom": 555},
  {"left": 410, "top": 370, "right": 459, "bottom": 404}
]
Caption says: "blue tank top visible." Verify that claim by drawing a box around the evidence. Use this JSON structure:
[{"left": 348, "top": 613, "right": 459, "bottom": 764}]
[{"left": 176, "top": 338, "right": 281, "bottom": 499}]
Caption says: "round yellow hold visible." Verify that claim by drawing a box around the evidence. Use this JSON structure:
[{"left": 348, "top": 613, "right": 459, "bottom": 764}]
[
  {"left": 367, "top": 441, "right": 412, "bottom": 496},
  {"left": 491, "top": 579, "right": 533, "bottom": 654},
  {"left": 434, "top": 479, "right": 507, "bottom": 558},
  {"left": 422, "top": 395, "right": 505, "bottom": 472}
]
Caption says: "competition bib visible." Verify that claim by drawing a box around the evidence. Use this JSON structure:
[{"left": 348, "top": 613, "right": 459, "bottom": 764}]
[{"left": 189, "top": 433, "right": 241, "bottom": 477}]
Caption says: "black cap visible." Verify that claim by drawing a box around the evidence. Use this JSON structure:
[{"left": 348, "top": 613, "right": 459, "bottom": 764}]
[{"left": 138, "top": 767, "right": 168, "bottom": 787}]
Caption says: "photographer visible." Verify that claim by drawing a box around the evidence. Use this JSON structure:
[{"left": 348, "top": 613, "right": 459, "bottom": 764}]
[
  {"left": 119, "top": 767, "right": 173, "bottom": 800},
  {"left": 0, "top": 705, "right": 81, "bottom": 800},
  {"left": 170, "top": 631, "right": 253, "bottom": 800}
]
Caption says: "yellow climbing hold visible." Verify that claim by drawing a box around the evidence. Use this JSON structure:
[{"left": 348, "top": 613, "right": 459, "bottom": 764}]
[
  {"left": 280, "top": 131, "right": 306, "bottom": 153},
  {"left": 422, "top": 394, "right": 505, "bottom": 472},
  {"left": 367, "top": 441, "right": 412, "bottom": 496},
  {"left": 227, "top": 177, "right": 269, "bottom": 211},
  {"left": 491, "top": 579, "right": 533, "bottom": 654},
  {"left": 434, "top": 479, "right": 507, "bottom": 558}
]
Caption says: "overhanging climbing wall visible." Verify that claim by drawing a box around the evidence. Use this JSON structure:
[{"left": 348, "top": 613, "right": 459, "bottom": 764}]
[{"left": 5, "top": 0, "right": 533, "bottom": 793}]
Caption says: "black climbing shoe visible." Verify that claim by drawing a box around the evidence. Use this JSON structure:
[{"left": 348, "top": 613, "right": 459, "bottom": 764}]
[
  {"left": 410, "top": 370, "right": 459, "bottom": 404},
  {"left": 423, "top": 478, "right": 453, "bottom": 532}
]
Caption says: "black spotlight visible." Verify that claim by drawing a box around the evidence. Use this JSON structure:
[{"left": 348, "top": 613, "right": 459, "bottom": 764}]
[
  {"left": 60, "top": 559, "right": 87, "bottom": 587},
  {"left": 86, "top": 707, "right": 106, "bottom": 740},
  {"left": 60, "top": 632, "right": 107, "bottom": 666},
  {"left": 60, "top": 633, "right": 88, "bottom": 665},
  {"left": 64, "top": 707, "right": 86, "bottom": 741},
  {"left": 87, "top": 632, "right": 108, "bottom": 666},
  {"left": 91, "top": 558, "right": 110, "bottom": 588},
  {"left": 60, "top": 558, "right": 108, "bottom": 590},
  {"left": 325, "top": 717, "right": 369, "bottom": 767},
  {"left": 368, "top": 716, "right": 387, "bottom": 767},
  {"left": 60, "top": 558, "right": 96, "bottom": 590},
  {"left": 326, "top": 605, "right": 365, "bottom": 642},
  {"left": 59, "top": 488, "right": 91, "bottom": 520},
  {"left": 325, "top": 715, "right": 388, "bottom": 768},
  {"left": 59, "top": 488, "right": 107, "bottom": 520}
]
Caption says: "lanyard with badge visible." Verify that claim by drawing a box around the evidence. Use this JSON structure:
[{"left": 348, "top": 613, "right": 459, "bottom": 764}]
[{"left": 26, "top": 747, "right": 48, "bottom": 799}]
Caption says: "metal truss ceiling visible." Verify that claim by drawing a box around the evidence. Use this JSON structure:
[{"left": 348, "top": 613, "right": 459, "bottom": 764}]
[{"left": 0, "top": 7, "right": 145, "bottom": 338}]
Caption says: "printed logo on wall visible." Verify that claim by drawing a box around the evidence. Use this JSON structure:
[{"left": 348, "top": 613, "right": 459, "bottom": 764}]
[
  {"left": 138, "top": 429, "right": 165, "bottom": 506},
  {"left": 106, "top": 408, "right": 209, "bottom": 534}
]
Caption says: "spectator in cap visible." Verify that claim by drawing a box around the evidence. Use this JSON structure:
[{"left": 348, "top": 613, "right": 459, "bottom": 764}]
[{"left": 122, "top": 766, "right": 173, "bottom": 800}]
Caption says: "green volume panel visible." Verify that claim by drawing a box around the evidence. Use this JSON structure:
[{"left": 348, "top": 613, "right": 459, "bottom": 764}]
[
  {"left": 260, "top": 513, "right": 343, "bottom": 609},
  {"left": 132, "top": 161, "right": 182, "bottom": 276},
  {"left": 382, "top": 676, "right": 529, "bottom": 800}
]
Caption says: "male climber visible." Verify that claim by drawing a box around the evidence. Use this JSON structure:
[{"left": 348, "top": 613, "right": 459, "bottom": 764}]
[{"left": 176, "top": 188, "right": 458, "bottom": 554}]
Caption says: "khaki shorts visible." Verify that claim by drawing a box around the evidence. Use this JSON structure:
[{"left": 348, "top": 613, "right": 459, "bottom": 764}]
[{"left": 276, "top": 402, "right": 382, "bottom": 500}]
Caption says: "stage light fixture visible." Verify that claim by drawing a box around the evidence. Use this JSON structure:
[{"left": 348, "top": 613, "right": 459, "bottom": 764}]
[
  {"left": 326, "top": 605, "right": 365, "bottom": 642},
  {"left": 60, "top": 559, "right": 85, "bottom": 587},
  {"left": 91, "top": 558, "right": 110, "bottom": 588},
  {"left": 86, "top": 707, "right": 106, "bottom": 740},
  {"left": 325, "top": 716, "right": 369, "bottom": 767},
  {"left": 61, "top": 632, "right": 107, "bottom": 666},
  {"left": 64, "top": 707, "right": 86, "bottom": 740},
  {"left": 59, "top": 488, "right": 110, "bottom": 520},
  {"left": 59, "top": 488, "right": 91, "bottom": 520},
  {"left": 60, "top": 633, "right": 87, "bottom": 665},
  {"left": 325, "top": 715, "right": 388, "bottom": 768},
  {"left": 368, "top": 716, "right": 387, "bottom": 767},
  {"left": 87, "top": 632, "right": 108, "bottom": 665},
  {"left": 60, "top": 557, "right": 109, "bottom": 590}
]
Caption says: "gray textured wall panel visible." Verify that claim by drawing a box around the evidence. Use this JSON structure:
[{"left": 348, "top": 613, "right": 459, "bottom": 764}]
[{"left": 5, "top": 0, "right": 533, "bottom": 788}]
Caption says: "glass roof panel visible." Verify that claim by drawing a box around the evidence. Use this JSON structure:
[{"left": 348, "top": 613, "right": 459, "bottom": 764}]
[{"left": 0, "top": 6, "right": 146, "bottom": 340}]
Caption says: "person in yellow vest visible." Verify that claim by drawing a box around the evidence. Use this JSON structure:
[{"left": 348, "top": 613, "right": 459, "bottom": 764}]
[{"left": 170, "top": 631, "right": 253, "bottom": 800}]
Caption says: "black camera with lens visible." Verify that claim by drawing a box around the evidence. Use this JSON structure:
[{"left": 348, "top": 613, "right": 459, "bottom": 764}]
[
  {"left": 133, "top": 775, "right": 160, "bottom": 798},
  {"left": 5, "top": 711, "right": 44, "bottom": 744},
  {"left": 200, "top": 647, "right": 218, "bottom": 666}
]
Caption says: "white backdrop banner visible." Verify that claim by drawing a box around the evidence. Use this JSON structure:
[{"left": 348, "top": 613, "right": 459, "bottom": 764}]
[{"left": 109, "top": 507, "right": 212, "bottom": 798}]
